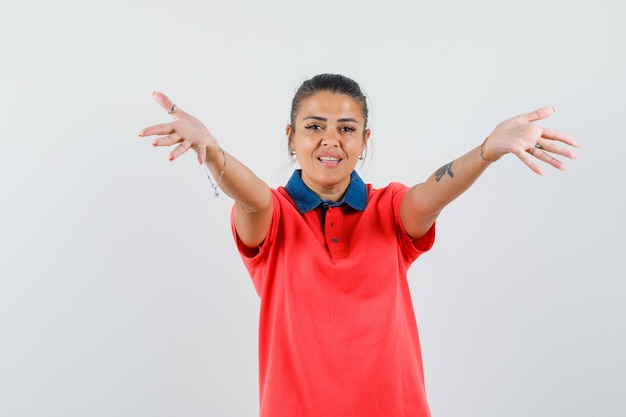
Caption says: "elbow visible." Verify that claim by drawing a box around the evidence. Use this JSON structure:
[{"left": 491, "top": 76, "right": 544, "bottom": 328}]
[{"left": 237, "top": 184, "right": 273, "bottom": 214}]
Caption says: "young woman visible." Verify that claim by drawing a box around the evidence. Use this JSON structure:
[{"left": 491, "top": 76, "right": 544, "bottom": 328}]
[{"left": 139, "top": 74, "right": 578, "bottom": 417}]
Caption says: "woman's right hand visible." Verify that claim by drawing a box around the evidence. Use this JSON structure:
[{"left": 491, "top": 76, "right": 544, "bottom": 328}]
[{"left": 138, "top": 91, "right": 218, "bottom": 165}]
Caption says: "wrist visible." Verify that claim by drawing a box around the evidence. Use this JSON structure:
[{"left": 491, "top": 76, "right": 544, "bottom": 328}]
[
  {"left": 479, "top": 137, "right": 500, "bottom": 163},
  {"left": 203, "top": 146, "right": 226, "bottom": 198},
  {"left": 204, "top": 142, "right": 222, "bottom": 164}
]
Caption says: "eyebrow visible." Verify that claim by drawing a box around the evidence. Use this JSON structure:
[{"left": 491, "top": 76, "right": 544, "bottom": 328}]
[{"left": 304, "top": 115, "right": 359, "bottom": 123}]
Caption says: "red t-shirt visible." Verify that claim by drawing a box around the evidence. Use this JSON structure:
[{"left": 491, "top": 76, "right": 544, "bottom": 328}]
[{"left": 232, "top": 181, "right": 435, "bottom": 417}]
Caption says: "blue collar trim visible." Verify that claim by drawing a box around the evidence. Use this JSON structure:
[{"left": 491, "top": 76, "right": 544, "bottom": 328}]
[{"left": 284, "top": 170, "right": 367, "bottom": 214}]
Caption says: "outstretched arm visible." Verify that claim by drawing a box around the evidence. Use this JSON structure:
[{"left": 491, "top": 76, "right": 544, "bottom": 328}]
[
  {"left": 139, "top": 92, "right": 272, "bottom": 248},
  {"left": 400, "top": 107, "right": 579, "bottom": 239}
]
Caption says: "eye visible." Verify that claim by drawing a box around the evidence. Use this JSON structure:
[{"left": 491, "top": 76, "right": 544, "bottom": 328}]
[
  {"left": 340, "top": 126, "right": 356, "bottom": 133},
  {"left": 305, "top": 124, "right": 323, "bottom": 130}
]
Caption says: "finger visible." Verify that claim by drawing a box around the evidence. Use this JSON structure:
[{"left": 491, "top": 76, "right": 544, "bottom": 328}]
[
  {"left": 541, "top": 128, "right": 579, "bottom": 147},
  {"left": 152, "top": 91, "right": 175, "bottom": 112},
  {"left": 536, "top": 139, "right": 578, "bottom": 160},
  {"left": 531, "top": 148, "right": 566, "bottom": 171},
  {"left": 193, "top": 144, "right": 207, "bottom": 165},
  {"left": 520, "top": 106, "right": 555, "bottom": 123},
  {"left": 152, "top": 91, "right": 186, "bottom": 120},
  {"left": 138, "top": 122, "right": 175, "bottom": 137},
  {"left": 169, "top": 140, "right": 192, "bottom": 161},
  {"left": 516, "top": 149, "right": 543, "bottom": 176},
  {"left": 151, "top": 134, "right": 182, "bottom": 147}
]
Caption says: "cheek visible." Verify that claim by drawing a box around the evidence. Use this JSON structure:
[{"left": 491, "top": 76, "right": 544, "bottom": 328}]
[{"left": 294, "top": 132, "right": 319, "bottom": 146}]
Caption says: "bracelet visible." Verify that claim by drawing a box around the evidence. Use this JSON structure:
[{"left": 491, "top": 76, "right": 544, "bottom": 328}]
[
  {"left": 479, "top": 137, "right": 500, "bottom": 163},
  {"left": 204, "top": 147, "right": 226, "bottom": 198}
]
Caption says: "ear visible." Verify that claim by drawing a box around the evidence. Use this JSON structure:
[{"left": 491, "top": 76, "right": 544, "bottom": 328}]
[
  {"left": 286, "top": 124, "right": 293, "bottom": 149},
  {"left": 362, "top": 129, "right": 371, "bottom": 150}
]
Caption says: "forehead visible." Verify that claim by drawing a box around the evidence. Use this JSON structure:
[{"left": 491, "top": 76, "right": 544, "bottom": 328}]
[{"left": 297, "top": 92, "right": 364, "bottom": 121}]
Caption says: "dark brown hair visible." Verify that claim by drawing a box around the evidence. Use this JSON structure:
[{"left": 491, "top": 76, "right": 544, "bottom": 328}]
[{"left": 289, "top": 73, "right": 369, "bottom": 130}]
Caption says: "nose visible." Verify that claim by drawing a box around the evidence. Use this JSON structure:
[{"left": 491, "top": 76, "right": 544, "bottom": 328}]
[{"left": 321, "top": 129, "right": 340, "bottom": 146}]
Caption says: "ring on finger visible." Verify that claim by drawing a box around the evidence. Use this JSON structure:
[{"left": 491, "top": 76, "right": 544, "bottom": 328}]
[
  {"left": 529, "top": 143, "right": 541, "bottom": 155},
  {"left": 168, "top": 104, "right": 177, "bottom": 114}
]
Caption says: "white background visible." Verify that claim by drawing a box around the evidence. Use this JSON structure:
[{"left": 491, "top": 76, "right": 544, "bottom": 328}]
[{"left": 1, "top": 0, "right": 624, "bottom": 416}]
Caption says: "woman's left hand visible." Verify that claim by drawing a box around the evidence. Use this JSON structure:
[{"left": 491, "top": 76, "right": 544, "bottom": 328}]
[{"left": 480, "top": 106, "right": 579, "bottom": 175}]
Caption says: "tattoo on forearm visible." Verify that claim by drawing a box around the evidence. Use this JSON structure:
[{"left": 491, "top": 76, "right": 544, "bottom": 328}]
[{"left": 435, "top": 162, "right": 455, "bottom": 182}]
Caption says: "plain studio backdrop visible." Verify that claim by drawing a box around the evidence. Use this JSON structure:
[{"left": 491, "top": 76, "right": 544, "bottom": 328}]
[{"left": 1, "top": 0, "right": 624, "bottom": 416}]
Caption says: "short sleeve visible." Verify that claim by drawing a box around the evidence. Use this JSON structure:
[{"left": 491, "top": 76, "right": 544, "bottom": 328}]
[
  {"left": 388, "top": 182, "right": 436, "bottom": 263},
  {"left": 230, "top": 190, "right": 282, "bottom": 264}
]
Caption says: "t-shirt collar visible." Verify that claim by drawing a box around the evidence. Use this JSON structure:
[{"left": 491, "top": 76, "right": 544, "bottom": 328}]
[{"left": 284, "top": 169, "right": 367, "bottom": 214}]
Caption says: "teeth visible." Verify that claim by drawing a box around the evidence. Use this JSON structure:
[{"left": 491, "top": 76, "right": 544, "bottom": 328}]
[{"left": 319, "top": 157, "right": 340, "bottom": 162}]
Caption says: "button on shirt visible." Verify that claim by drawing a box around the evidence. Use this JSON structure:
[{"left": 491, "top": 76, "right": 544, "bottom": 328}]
[{"left": 284, "top": 169, "right": 367, "bottom": 259}]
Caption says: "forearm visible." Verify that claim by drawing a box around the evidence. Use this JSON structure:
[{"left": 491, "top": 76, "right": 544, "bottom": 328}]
[
  {"left": 204, "top": 146, "right": 273, "bottom": 248},
  {"left": 401, "top": 144, "right": 491, "bottom": 238},
  {"left": 204, "top": 146, "right": 272, "bottom": 213},
  {"left": 418, "top": 145, "right": 491, "bottom": 214}
]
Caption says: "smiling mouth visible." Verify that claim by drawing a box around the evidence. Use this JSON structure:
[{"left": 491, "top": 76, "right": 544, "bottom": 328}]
[{"left": 318, "top": 156, "right": 341, "bottom": 163}]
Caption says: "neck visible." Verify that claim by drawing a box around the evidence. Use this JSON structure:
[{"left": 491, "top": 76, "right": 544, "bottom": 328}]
[{"left": 303, "top": 177, "right": 350, "bottom": 203}]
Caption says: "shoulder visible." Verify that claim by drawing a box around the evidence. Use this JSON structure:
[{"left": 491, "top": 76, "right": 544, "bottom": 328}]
[{"left": 366, "top": 182, "right": 409, "bottom": 204}]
